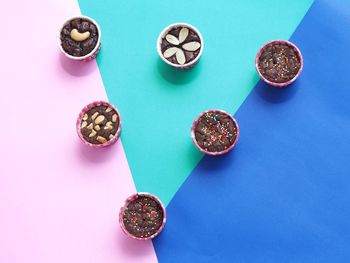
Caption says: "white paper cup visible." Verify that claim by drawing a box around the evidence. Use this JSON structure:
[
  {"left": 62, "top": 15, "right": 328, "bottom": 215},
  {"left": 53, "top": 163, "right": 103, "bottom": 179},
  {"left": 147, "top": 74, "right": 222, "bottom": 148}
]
[
  {"left": 58, "top": 16, "right": 102, "bottom": 62},
  {"left": 157, "top": 23, "right": 204, "bottom": 69}
]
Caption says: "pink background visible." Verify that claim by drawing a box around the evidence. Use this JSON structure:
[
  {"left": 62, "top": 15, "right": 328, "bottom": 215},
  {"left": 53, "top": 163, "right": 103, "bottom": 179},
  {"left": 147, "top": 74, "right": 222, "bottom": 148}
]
[{"left": 0, "top": 1, "right": 158, "bottom": 262}]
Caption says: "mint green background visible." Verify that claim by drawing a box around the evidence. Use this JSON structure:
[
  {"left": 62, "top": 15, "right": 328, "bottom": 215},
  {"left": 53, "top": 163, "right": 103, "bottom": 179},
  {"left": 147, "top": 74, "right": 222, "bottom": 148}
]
[{"left": 78, "top": 0, "right": 313, "bottom": 205}]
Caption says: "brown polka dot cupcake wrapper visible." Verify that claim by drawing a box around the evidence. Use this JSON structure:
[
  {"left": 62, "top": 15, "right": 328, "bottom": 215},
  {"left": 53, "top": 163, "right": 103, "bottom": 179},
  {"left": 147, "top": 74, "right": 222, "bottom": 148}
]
[
  {"left": 157, "top": 23, "right": 204, "bottom": 70},
  {"left": 191, "top": 109, "right": 240, "bottom": 156},
  {"left": 119, "top": 192, "right": 166, "bottom": 241},
  {"left": 58, "top": 15, "right": 102, "bottom": 61},
  {"left": 255, "top": 40, "right": 303, "bottom": 87},
  {"left": 76, "top": 101, "right": 122, "bottom": 148}
]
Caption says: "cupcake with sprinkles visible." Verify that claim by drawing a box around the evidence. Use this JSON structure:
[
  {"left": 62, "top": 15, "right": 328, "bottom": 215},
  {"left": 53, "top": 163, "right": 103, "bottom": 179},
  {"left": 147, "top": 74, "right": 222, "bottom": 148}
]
[
  {"left": 191, "top": 109, "right": 239, "bottom": 155},
  {"left": 256, "top": 40, "right": 303, "bottom": 87},
  {"left": 119, "top": 193, "right": 166, "bottom": 240}
]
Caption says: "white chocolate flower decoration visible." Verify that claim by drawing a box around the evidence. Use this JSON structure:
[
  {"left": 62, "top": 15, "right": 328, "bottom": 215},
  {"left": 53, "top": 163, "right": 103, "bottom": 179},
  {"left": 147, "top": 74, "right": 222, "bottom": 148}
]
[{"left": 163, "top": 27, "right": 201, "bottom": 65}]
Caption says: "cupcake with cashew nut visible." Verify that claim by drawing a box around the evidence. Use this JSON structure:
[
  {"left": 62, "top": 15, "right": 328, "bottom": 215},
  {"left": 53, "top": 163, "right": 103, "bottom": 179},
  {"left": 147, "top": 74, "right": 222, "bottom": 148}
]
[
  {"left": 58, "top": 16, "right": 101, "bottom": 61},
  {"left": 77, "top": 101, "right": 121, "bottom": 147},
  {"left": 157, "top": 23, "right": 203, "bottom": 69}
]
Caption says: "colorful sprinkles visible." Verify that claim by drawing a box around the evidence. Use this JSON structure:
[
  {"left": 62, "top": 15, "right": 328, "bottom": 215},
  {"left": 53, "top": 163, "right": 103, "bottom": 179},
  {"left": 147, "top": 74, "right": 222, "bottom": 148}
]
[
  {"left": 122, "top": 195, "right": 164, "bottom": 239},
  {"left": 193, "top": 111, "right": 238, "bottom": 153},
  {"left": 258, "top": 42, "right": 301, "bottom": 84}
]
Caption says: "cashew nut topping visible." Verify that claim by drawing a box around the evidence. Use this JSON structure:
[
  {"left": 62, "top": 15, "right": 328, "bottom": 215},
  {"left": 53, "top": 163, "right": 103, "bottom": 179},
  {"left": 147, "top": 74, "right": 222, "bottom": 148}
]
[{"left": 70, "top": 29, "right": 90, "bottom": 42}]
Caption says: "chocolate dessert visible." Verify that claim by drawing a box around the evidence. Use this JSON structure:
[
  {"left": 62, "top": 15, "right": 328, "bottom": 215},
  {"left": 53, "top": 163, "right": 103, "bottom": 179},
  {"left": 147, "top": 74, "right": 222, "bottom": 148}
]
[
  {"left": 160, "top": 25, "right": 202, "bottom": 66},
  {"left": 122, "top": 195, "right": 164, "bottom": 239},
  {"left": 79, "top": 104, "right": 119, "bottom": 145},
  {"left": 60, "top": 17, "right": 99, "bottom": 57},
  {"left": 257, "top": 42, "right": 301, "bottom": 84},
  {"left": 193, "top": 110, "right": 238, "bottom": 154}
]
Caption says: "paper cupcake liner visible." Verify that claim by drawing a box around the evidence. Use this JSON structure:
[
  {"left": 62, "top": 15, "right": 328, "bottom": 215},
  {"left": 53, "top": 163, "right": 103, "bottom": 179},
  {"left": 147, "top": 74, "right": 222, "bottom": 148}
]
[
  {"left": 76, "top": 101, "right": 122, "bottom": 148},
  {"left": 119, "top": 192, "right": 166, "bottom": 241},
  {"left": 157, "top": 22, "right": 204, "bottom": 70},
  {"left": 255, "top": 40, "right": 303, "bottom": 87},
  {"left": 82, "top": 42, "right": 101, "bottom": 62},
  {"left": 58, "top": 15, "right": 102, "bottom": 62},
  {"left": 191, "top": 109, "right": 240, "bottom": 156}
]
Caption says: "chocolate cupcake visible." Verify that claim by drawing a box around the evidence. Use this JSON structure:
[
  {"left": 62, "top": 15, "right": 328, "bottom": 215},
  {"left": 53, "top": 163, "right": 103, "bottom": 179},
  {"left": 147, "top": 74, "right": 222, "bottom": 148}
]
[
  {"left": 76, "top": 101, "right": 121, "bottom": 147},
  {"left": 157, "top": 23, "right": 203, "bottom": 69},
  {"left": 191, "top": 110, "right": 239, "bottom": 155},
  {"left": 119, "top": 193, "right": 166, "bottom": 240},
  {"left": 58, "top": 16, "right": 101, "bottom": 61},
  {"left": 256, "top": 40, "right": 303, "bottom": 87}
]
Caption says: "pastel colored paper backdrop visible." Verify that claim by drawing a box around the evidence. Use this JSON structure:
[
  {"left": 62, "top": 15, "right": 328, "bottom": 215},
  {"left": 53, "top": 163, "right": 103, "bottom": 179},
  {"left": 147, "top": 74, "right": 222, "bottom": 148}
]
[
  {"left": 153, "top": 0, "right": 350, "bottom": 262},
  {"left": 78, "top": 0, "right": 313, "bottom": 205},
  {"left": 3, "top": 0, "right": 349, "bottom": 262},
  {"left": 0, "top": 1, "right": 157, "bottom": 263}
]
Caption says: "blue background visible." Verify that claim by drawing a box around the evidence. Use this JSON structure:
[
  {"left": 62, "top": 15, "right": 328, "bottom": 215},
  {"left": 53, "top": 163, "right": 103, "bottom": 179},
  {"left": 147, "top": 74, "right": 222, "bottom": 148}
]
[{"left": 153, "top": 0, "right": 350, "bottom": 262}]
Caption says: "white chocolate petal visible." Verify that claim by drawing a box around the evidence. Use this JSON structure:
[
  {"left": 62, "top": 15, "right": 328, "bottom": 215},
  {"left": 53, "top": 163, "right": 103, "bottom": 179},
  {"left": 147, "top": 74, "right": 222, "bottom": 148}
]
[
  {"left": 179, "top": 27, "right": 189, "bottom": 43},
  {"left": 163, "top": 47, "right": 179, "bottom": 58},
  {"left": 182, "top": 41, "right": 201, "bottom": 51},
  {"left": 176, "top": 49, "right": 186, "bottom": 65},
  {"left": 165, "top": 34, "right": 180, "bottom": 45}
]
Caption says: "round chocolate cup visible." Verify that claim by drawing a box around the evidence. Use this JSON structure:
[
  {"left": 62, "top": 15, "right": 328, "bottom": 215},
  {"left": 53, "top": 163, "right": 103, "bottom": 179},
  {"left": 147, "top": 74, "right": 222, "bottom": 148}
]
[
  {"left": 255, "top": 40, "right": 303, "bottom": 87},
  {"left": 76, "top": 101, "right": 122, "bottom": 148},
  {"left": 191, "top": 109, "right": 240, "bottom": 156},
  {"left": 58, "top": 16, "right": 102, "bottom": 62},
  {"left": 157, "top": 23, "right": 204, "bottom": 69},
  {"left": 119, "top": 192, "right": 166, "bottom": 241}
]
